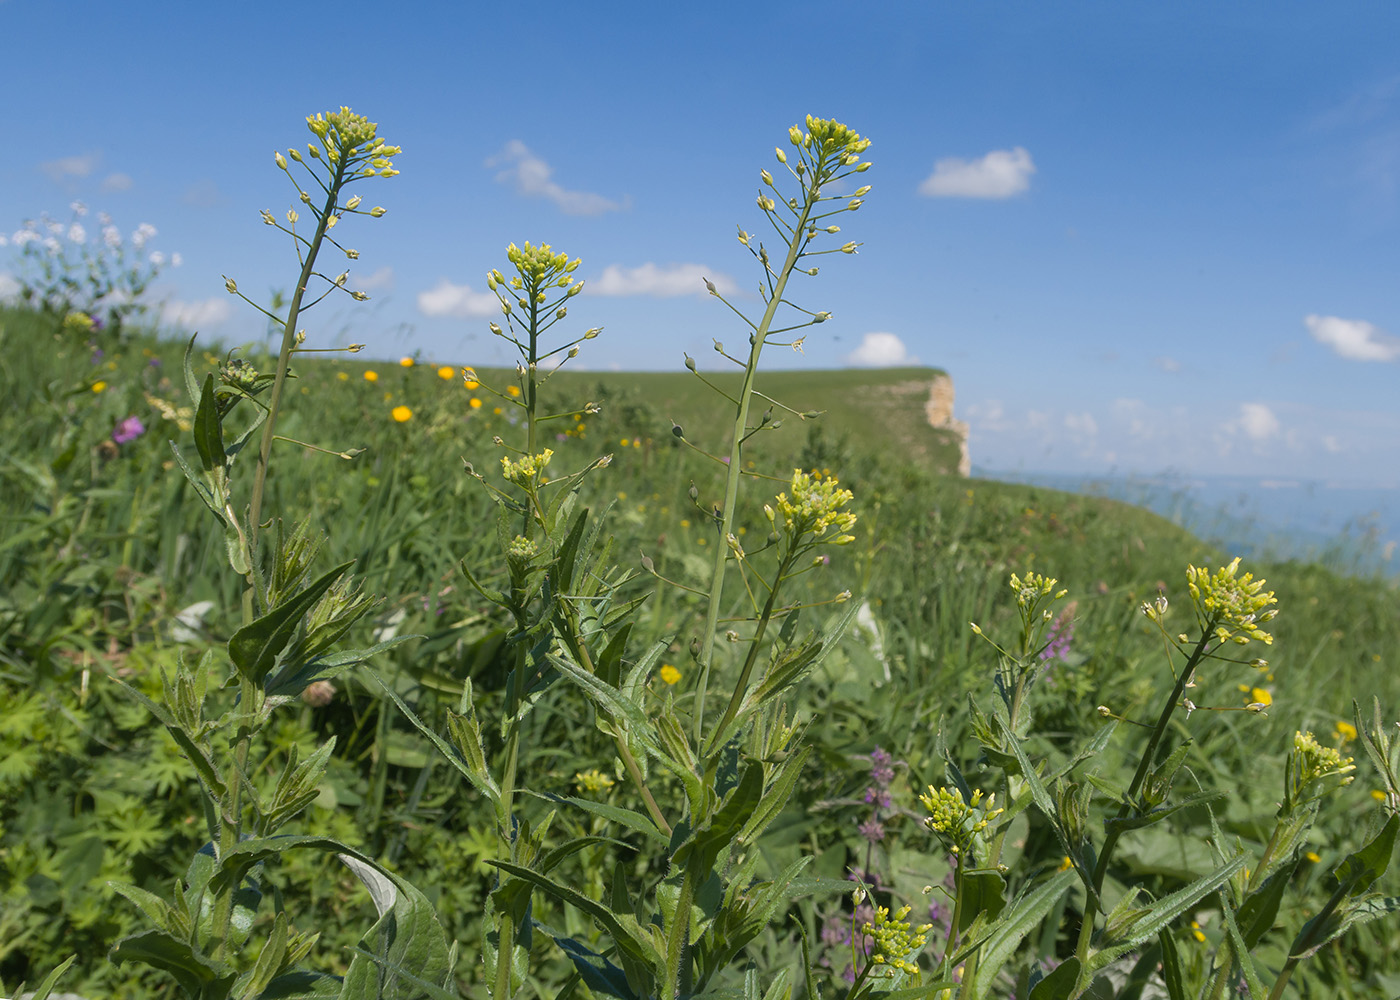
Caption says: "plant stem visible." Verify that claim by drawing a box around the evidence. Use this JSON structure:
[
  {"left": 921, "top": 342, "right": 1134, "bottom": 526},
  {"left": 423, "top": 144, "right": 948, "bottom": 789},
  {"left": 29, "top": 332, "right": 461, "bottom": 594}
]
[
  {"left": 692, "top": 194, "right": 819, "bottom": 747},
  {"left": 247, "top": 160, "right": 344, "bottom": 556},
  {"left": 1073, "top": 632, "right": 1212, "bottom": 973}
]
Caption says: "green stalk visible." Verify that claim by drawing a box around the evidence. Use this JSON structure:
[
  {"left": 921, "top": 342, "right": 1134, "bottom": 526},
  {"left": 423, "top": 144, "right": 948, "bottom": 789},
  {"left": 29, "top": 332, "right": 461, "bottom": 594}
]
[
  {"left": 246, "top": 157, "right": 345, "bottom": 556},
  {"left": 704, "top": 551, "right": 795, "bottom": 756},
  {"left": 692, "top": 190, "right": 820, "bottom": 747},
  {"left": 1074, "top": 631, "right": 1213, "bottom": 974}
]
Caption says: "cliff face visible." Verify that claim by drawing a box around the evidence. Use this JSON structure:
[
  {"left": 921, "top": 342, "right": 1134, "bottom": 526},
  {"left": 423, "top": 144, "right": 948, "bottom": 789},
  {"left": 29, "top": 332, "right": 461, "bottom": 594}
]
[{"left": 925, "top": 373, "right": 971, "bottom": 477}]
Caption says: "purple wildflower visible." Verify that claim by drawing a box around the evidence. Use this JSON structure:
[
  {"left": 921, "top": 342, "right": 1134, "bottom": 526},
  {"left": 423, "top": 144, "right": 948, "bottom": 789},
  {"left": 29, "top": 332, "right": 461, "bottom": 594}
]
[
  {"left": 858, "top": 816, "right": 885, "bottom": 843},
  {"left": 863, "top": 787, "right": 893, "bottom": 809},
  {"left": 112, "top": 416, "right": 146, "bottom": 444}
]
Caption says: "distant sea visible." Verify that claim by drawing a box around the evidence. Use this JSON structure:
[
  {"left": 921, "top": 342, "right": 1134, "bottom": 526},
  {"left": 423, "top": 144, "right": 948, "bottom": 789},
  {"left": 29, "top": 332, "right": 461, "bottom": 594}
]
[{"left": 976, "top": 470, "right": 1400, "bottom": 579}]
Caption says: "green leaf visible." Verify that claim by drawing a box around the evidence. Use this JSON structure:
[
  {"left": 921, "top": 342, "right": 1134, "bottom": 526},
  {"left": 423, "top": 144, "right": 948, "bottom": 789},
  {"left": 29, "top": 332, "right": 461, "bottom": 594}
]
[
  {"left": 958, "top": 869, "right": 1008, "bottom": 933},
  {"left": 110, "top": 928, "right": 236, "bottom": 999},
  {"left": 1086, "top": 853, "right": 1247, "bottom": 973},
  {"left": 1157, "top": 928, "right": 1187, "bottom": 1000},
  {"left": 1103, "top": 790, "right": 1227, "bottom": 834},
  {"left": 1237, "top": 865, "right": 1293, "bottom": 948},
  {"left": 264, "top": 636, "right": 415, "bottom": 702},
  {"left": 228, "top": 561, "right": 353, "bottom": 685},
  {"left": 194, "top": 372, "right": 226, "bottom": 472},
  {"left": 1217, "top": 892, "right": 1266, "bottom": 1000},
  {"left": 17, "top": 954, "right": 76, "bottom": 1000},
  {"left": 550, "top": 934, "right": 640, "bottom": 1000},
  {"left": 1333, "top": 812, "right": 1399, "bottom": 896},
  {"left": 962, "top": 868, "right": 1075, "bottom": 999},
  {"left": 1028, "top": 956, "right": 1078, "bottom": 1000},
  {"left": 255, "top": 970, "right": 345, "bottom": 998},
  {"left": 539, "top": 792, "right": 669, "bottom": 846},
  {"left": 492, "top": 860, "right": 662, "bottom": 967},
  {"left": 337, "top": 853, "right": 453, "bottom": 1000},
  {"left": 370, "top": 669, "right": 501, "bottom": 804}
]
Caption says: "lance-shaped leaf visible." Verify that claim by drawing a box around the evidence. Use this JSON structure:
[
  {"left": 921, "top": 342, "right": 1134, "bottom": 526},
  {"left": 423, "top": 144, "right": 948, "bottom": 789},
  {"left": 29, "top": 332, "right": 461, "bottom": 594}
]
[
  {"left": 337, "top": 854, "right": 453, "bottom": 1000},
  {"left": 550, "top": 933, "right": 640, "bottom": 1000},
  {"left": 962, "top": 868, "right": 1076, "bottom": 999},
  {"left": 109, "top": 928, "right": 236, "bottom": 1000},
  {"left": 1084, "top": 853, "right": 1248, "bottom": 975},
  {"left": 228, "top": 561, "right": 353, "bottom": 685},
  {"left": 492, "top": 860, "right": 662, "bottom": 967},
  {"left": 194, "top": 372, "right": 226, "bottom": 473}
]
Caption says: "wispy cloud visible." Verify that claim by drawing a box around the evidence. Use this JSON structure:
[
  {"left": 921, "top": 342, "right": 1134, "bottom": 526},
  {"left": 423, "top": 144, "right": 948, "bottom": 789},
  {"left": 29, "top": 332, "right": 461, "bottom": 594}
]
[
  {"left": 918, "top": 147, "right": 1035, "bottom": 199},
  {"left": 101, "top": 173, "right": 133, "bottom": 192},
  {"left": 162, "top": 297, "right": 232, "bottom": 331},
  {"left": 1305, "top": 314, "right": 1400, "bottom": 362},
  {"left": 40, "top": 151, "right": 100, "bottom": 184},
  {"left": 182, "top": 179, "right": 224, "bottom": 208},
  {"left": 418, "top": 279, "right": 498, "bottom": 318},
  {"left": 353, "top": 266, "right": 395, "bottom": 293},
  {"left": 846, "top": 332, "right": 917, "bottom": 367},
  {"left": 487, "top": 140, "right": 624, "bottom": 216},
  {"left": 1152, "top": 356, "right": 1182, "bottom": 373},
  {"left": 586, "top": 263, "right": 736, "bottom": 298}
]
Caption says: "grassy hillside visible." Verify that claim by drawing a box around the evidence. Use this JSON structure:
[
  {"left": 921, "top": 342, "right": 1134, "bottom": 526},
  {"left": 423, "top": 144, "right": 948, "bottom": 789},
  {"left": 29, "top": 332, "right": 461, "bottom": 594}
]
[{"left": 5, "top": 305, "right": 1400, "bottom": 997}]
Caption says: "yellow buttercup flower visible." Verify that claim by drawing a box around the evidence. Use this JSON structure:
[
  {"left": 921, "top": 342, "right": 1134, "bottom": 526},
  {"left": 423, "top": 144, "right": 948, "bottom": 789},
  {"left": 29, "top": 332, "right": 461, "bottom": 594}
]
[
  {"left": 437, "top": 365, "right": 455, "bottom": 380},
  {"left": 659, "top": 664, "right": 681, "bottom": 685},
  {"left": 391, "top": 405, "right": 412, "bottom": 423},
  {"left": 91, "top": 381, "right": 108, "bottom": 394},
  {"left": 399, "top": 356, "right": 414, "bottom": 368},
  {"left": 1335, "top": 720, "right": 1357, "bottom": 743},
  {"left": 363, "top": 370, "right": 378, "bottom": 383},
  {"left": 469, "top": 397, "right": 482, "bottom": 410},
  {"left": 506, "top": 385, "right": 521, "bottom": 398}
]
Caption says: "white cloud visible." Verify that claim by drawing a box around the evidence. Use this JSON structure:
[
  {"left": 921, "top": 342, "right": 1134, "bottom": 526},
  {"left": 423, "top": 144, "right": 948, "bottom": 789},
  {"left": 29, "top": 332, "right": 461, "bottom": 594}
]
[
  {"left": 1152, "top": 356, "right": 1182, "bottom": 373},
  {"left": 1064, "top": 412, "right": 1098, "bottom": 436},
  {"left": 353, "top": 266, "right": 395, "bottom": 292},
  {"left": 846, "top": 331, "right": 917, "bottom": 367},
  {"left": 1304, "top": 314, "right": 1400, "bottom": 362},
  {"left": 487, "top": 140, "right": 623, "bottom": 216},
  {"left": 40, "top": 152, "right": 100, "bottom": 183},
  {"left": 162, "top": 297, "right": 232, "bottom": 331},
  {"left": 102, "top": 173, "right": 133, "bottom": 192},
  {"left": 0, "top": 272, "right": 19, "bottom": 299},
  {"left": 587, "top": 263, "right": 737, "bottom": 298},
  {"left": 1238, "top": 402, "right": 1280, "bottom": 441},
  {"left": 418, "top": 279, "right": 498, "bottom": 318},
  {"left": 918, "top": 147, "right": 1035, "bottom": 199}
]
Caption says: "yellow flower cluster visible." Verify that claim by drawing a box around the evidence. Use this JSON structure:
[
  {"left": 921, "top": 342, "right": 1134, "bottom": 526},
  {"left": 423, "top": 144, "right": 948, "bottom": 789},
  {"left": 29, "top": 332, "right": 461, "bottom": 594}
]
[
  {"left": 500, "top": 449, "right": 554, "bottom": 487},
  {"left": 574, "top": 769, "right": 615, "bottom": 794},
  {"left": 861, "top": 905, "right": 932, "bottom": 978},
  {"left": 1186, "top": 557, "right": 1278, "bottom": 646},
  {"left": 920, "top": 785, "right": 1003, "bottom": 860},
  {"left": 791, "top": 115, "right": 873, "bottom": 164},
  {"left": 773, "top": 469, "right": 856, "bottom": 543},
  {"left": 488, "top": 242, "right": 582, "bottom": 308},
  {"left": 1008, "top": 571, "right": 1067, "bottom": 609},
  {"left": 304, "top": 106, "right": 401, "bottom": 178},
  {"left": 1286, "top": 730, "right": 1356, "bottom": 812}
]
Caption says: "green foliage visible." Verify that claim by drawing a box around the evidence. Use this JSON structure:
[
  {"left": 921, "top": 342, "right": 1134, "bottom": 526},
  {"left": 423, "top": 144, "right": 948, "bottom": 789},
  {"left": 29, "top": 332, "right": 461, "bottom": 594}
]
[{"left": 3, "top": 104, "right": 1400, "bottom": 1000}]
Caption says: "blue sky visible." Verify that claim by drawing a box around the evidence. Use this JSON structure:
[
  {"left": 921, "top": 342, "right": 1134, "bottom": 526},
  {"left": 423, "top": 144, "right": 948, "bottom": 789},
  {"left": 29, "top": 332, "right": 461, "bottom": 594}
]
[{"left": 4, "top": 1, "right": 1399, "bottom": 483}]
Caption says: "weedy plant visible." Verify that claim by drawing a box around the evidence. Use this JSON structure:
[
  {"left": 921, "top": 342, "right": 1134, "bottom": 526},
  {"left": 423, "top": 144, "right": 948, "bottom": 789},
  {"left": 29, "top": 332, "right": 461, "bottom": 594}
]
[
  {"left": 382, "top": 116, "right": 876, "bottom": 1000},
  {"left": 4, "top": 203, "right": 174, "bottom": 339},
  {"left": 898, "top": 560, "right": 1400, "bottom": 1000},
  {"left": 99, "top": 106, "right": 460, "bottom": 999}
]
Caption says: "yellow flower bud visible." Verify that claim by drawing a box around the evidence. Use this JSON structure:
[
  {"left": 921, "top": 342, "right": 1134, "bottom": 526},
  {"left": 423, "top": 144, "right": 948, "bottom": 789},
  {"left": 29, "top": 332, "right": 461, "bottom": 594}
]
[
  {"left": 775, "top": 147, "right": 787, "bottom": 163},
  {"left": 275, "top": 151, "right": 287, "bottom": 170},
  {"left": 223, "top": 276, "right": 238, "bottom": 294},
  {"left": 370, "top": 207, "right": 386, "bottom": 218},
  {"left": 567, "top": 283, "right": 582, "bottom": 296},
  {"left": 286, "top": 209, "right": 298, "bottom": 224},
  {"left": 308, "top": 144, "right": 321, "bottom": 159},
  {"left": 761, "top": 169, "right": 773, "bottom": 185},
  {"left": 345, "top": 195, "right": 362, "bottom": 210},
  {"left": 789, "top": 125, "right": 803, "bottom": 146},
  {"left": 854, "top": 185, "right": 872, "bottom": 197}
]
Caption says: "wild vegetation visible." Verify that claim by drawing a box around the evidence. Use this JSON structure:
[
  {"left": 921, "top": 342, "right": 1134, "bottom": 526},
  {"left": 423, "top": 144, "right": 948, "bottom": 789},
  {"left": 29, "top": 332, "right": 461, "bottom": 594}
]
[{"left": 3, "top": 108, "right": 1399, "bottom": 1000}]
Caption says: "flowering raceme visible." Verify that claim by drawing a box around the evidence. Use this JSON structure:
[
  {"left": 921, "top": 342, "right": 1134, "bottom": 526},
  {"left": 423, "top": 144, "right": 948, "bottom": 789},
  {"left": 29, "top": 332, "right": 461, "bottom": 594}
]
[{"left": 1186, "top": 557, "right": 1278, "bottom": 645}]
